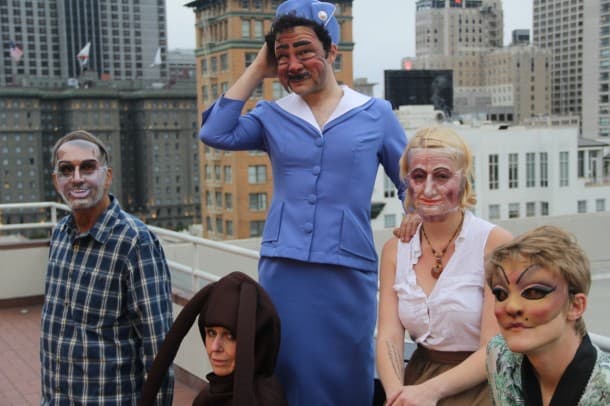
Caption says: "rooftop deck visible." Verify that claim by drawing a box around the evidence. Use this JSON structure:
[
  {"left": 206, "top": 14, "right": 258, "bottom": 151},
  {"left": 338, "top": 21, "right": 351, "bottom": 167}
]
[
  {"left": 1, "top": 202, "right": 609, "bottom": 404},
  {"left": 0, "top": 304, "right": 199, "bottom": 405}
]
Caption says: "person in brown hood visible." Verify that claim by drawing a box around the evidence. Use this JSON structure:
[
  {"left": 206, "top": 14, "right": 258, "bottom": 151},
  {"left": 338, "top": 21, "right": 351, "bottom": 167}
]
[{"left": 139, "top": 272, "right": 286, "bottom": 406}]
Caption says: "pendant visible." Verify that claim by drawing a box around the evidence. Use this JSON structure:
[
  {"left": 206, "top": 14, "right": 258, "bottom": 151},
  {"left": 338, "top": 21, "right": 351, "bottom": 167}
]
[{"left": 431, "top": 256, "right": 443, "bottom": 279}]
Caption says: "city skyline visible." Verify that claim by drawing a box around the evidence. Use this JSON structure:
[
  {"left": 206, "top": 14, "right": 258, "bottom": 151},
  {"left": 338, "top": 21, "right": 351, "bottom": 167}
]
[{"left": 166, "top": 0, "right": 533, "bottom": 95}]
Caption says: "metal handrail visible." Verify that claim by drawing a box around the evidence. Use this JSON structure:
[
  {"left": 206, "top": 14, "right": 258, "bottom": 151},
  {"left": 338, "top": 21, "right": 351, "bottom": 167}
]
[{"left": 1, "top": 202, "right": 608, "bottom": 352}]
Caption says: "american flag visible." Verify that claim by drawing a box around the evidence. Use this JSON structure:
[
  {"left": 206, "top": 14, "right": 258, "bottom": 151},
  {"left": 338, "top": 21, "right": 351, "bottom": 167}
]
[{"left": 9, "top": 40, "right": 23, "bottom": 62}]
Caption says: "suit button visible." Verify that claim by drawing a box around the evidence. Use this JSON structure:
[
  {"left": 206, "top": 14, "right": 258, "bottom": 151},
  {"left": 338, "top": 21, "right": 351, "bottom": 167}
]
[
  {"left": 304, "top": 222, "right": 313, "bottom": 233},
  {"left": 312, "top": 166, "right": 321, "bottom": 176},
  {"left": 307, "top": 194, "right": 317, "bottom": 204},
  {"left": 315, "top": 138, "right": 324, "bottom": 147}
]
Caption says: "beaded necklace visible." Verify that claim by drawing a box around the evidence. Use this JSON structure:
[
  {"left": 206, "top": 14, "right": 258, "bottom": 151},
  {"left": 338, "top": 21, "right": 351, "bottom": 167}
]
[{"left": 420, "top": 210, "right": 464, "bottom": 279}]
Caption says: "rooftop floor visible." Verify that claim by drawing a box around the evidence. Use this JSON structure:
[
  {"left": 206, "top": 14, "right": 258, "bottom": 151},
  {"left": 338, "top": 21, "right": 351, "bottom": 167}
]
[{"left": 0, "top": 304, "right": 199, "bottom": 405}]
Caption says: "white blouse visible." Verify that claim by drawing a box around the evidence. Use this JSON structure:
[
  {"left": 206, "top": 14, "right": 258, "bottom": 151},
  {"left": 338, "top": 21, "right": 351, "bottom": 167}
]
[{"left": 394, "top": 210, "right": 494, "bottom": 351}]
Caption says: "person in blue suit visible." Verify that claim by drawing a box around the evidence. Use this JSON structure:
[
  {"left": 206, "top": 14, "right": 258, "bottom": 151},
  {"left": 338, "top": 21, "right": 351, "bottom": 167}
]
[{"left": 199, "top": 1, "right": 411, "bottom": 404}]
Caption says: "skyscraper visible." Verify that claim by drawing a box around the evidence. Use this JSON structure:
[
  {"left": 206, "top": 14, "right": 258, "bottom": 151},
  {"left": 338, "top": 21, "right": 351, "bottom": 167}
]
[
  {"left": 187, "top": 0, "right": 354, "bottom": 240},
  {"left": 0, "top": 0, "right": 167, "bottom": 87},
  {"left": 582, "top": 1, "right": 610, "bottom": 139},
  {"left": 533, "top": 0, "right": 584, "bottom": 118}
]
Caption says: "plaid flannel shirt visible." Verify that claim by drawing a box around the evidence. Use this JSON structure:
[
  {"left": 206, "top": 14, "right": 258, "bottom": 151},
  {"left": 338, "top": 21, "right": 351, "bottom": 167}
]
[{"left": 41, "top": 196, "right": 174, "bottom": 405}]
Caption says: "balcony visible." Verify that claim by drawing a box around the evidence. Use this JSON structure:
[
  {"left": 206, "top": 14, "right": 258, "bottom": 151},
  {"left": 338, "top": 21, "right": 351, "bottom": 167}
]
[{"left": 1, "top": 202, "right": 609, "bottom": 404}]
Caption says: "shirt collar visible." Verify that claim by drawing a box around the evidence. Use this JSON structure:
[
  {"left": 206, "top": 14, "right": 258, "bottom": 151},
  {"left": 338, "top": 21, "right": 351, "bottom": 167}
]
[{"left": 61, "top": 194, "right": 120, "bottom": 244}]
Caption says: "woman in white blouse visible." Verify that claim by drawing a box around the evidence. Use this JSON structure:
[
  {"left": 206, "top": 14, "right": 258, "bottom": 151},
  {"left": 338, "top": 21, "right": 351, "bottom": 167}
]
[{"left": 376, "top": 127, "right": 512, "bottom": 405}]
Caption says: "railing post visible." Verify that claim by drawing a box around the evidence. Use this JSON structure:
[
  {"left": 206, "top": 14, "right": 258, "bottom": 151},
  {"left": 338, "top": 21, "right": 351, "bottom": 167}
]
[
  {"left": 192, "top": 240, "right": 199, "bottom": 292},
  {"left": 51, "top": 205, "right": 58, "bottom": 224}
]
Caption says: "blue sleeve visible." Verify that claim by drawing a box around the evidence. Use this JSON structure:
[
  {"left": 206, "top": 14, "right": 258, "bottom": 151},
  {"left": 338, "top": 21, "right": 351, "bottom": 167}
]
[
  {"left": 128, "top": 235, "right": 174, "bottom": 406},
  {"left": 378, "top": 100, "right": 408, "bottom": 203},
  {"left": 199, "top": 95, "right": 267, "bottom": 151}
]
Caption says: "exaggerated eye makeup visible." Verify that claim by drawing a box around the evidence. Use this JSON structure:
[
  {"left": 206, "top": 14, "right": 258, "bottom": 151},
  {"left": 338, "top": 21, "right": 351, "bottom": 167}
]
[
  {"left": 55, "top": 159, "right": 104, "bottom": 178},
  {"left": 407, "top": 168, "right": 456, "bottom": 186}
]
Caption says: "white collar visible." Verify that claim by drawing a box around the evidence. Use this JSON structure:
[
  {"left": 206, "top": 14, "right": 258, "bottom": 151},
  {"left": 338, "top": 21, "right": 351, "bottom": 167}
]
[{"left": 275, "top": 85, "right": 371, "bottom": 133}]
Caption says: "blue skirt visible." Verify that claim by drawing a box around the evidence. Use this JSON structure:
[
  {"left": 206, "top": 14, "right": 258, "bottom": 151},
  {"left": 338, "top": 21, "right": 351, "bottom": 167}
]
[{"left": 259, "top": 257, "right": 377, "bottom": 406}]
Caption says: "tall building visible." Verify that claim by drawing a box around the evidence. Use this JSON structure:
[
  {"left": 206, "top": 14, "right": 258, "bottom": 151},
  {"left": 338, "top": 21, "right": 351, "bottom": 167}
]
[
  {"left": 582, "top": 1, "right": 610, "bottom": 139},
  {"left": 412, "top": 0, "right": 502, "bottom": 115},
  {"left": 0, "top": 0, "right": 168, "bottom": 87},
  {"left": 533, "top": 0, "right": 584, "bottom": 118},
  {"left": 0, "top": 84, "right": 199, "bottom": 230},
  {"left": 187, "top": 0, "right": 354, "bottom": 240},
  {"left": 408, "top": 0, "right": 550, "bottom": 123}
]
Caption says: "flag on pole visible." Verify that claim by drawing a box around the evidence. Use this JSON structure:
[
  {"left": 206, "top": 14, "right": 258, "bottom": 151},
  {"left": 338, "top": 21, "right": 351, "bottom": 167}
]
[
  {"left": 150, "top": 47, "right": 161, "bottom": 67},
  {"left": 9, "top": 40, "right": 23, "bottom": 62},
  {"left": 77, "top": 42, "right": 91, "bottom": 68}
]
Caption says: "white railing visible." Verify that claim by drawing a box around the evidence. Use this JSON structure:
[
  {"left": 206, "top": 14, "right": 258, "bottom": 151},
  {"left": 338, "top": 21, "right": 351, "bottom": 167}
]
[{"left": 0, "top": 202, "right": 609, "bottom": 353}]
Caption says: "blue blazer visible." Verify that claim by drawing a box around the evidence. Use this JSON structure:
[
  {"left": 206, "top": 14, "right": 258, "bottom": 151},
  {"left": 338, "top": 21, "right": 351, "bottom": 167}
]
[{"left": 200, "top": 88, "right": 407, "bottom": 272}]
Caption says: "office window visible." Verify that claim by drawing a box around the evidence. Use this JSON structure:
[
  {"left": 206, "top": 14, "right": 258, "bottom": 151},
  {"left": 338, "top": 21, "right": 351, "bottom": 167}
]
[
  {"left": 384, "top": 214, "right": 396, "bottom": 228},
  {"left": 225, "top": 220, "right": 233, "bottom": 237},
  {"left": 253, "top": 20, "right": 263, "bottom": 39},
  {"left": 206, "top": 216, "right": 213, "bottom": 231},
  {"left": 224, "top": 193, "right": 233, "bottom": 210},
  {"left": 526, "top": 152, "right": 535, "bottom": 187},
  {"left": 205, "top": 164, "right": 212, "bottom": 179},
  {"left": 334, "top": 54, "right": 343, "bottom": 71},
  {"left": 248, "top": 165, "right": 267, "bottom": 183},
  {"left": 216, "top": 217, "right": 223, "bottom": 233},
  {"left": 220, "top": 53, "right": 228, "bottom": 71},
  {"left": 245, "top": 52, "right": 257, "bottom": 67},
  {"left": 252, "top": 83, "right": 263, "bottom": 98},
  {"left": 250, "top": 220, "right": 265, "bottom": 237},
  {"left": 214, "top": 165, "right": 221, "bottom": 180},
  {"left": 249, "top": 193, "right": 267, "bottom": 211},
  {"left": 215, "top": 191, "right": 222, "bottom": 207},
  {"left": 541, "top": 201, "right": 549, "bottom": 216},
  {"left": 223, "top": 165, "right": 232, "bottom": 183},
  {"left": 559, "top": 151, "right": 569, "bottom": 186},
  {"left": 206, "top": 191, "right": 212, "bottom": 206},
  {"left": 577, "top": 200, "right": 587, "bottom": 213},
  {"left": 488, "top": 204, "right": 500, "bottom": 220},
  {"left": 200, "top": 58, "right": 207, "bottom": 74},
  {"left": 272, "top": 81, "right": 289, "bottom": 99},
  {"left": 508, "top": 203, "right": 520, "bottom": 218},
  {"left": 577, "top": 150, "right": 585, "bottom": 177},
  {"left": 526, "top": 201, "right": 536, "bottom": 217},
  {"left": 210, "top": 56, "right": 217, "bottom": 73},
  {"left": 540, "top": 152, "right": 548, "bottom": 187},
  {"left": 384, "top": 175, "right": 396, "bottom": 198},
  {"left": 596, "top": 199, "right": 606, "bottom": 212},
  {"left": 488, "top": 154, "right": 499, "bottom": 189},
  {"left": 508, "top": 153, "right": 518, "bottom": 188},
  {"left": 241, "top": 20, "right": 250, "bottom": 38}
]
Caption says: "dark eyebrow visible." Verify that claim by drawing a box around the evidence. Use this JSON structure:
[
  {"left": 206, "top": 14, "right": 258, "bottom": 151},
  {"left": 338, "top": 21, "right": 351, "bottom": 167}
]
[
  {"left": 57, "top": 159, "right": 100, "bottom": 166},
  {"left": 494, "top": 264, "right": 510, "bottom": 285},
  {"left": 516, "top": 264, "right": 542, "bottom": 284},
  {"left": 293, "top": 40, "right": 312, "bottom": 47}
]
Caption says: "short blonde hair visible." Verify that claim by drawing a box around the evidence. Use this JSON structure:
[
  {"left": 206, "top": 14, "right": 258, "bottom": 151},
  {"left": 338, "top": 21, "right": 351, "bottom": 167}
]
[
  {"left": 400, "top": 126, "right": 476, "bottom": 211},
  {"left": 485, "top": 225, "right": 591, "bottom": 337}
]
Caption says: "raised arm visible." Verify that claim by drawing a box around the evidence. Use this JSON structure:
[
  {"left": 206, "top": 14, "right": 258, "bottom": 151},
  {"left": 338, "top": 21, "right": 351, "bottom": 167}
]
[
  {"left": 376, "top": 237, "right": 407, "bottom": 398},
  {"left": 225, "top": 43, "right": 277, "bottom": 101}
]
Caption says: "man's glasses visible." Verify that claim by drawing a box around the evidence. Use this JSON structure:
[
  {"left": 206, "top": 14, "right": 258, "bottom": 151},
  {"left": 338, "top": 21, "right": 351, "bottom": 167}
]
[{"left": 54, "top": 160, "right": 107, "bottom": 180}]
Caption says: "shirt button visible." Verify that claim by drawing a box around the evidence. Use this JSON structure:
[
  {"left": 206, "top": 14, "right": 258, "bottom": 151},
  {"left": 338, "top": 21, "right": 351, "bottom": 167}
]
[
  {"left": 304, "top": 222, "right": 313, "bottom": 233},
  {"left": 315, "top": 138, "right": 324, "bottom": 147},
  {"left": 312, "top": 166, "right": 321, "bottom": 176},
  {"left": 307, "top": 194, "right": 317, "bottom": 204}
]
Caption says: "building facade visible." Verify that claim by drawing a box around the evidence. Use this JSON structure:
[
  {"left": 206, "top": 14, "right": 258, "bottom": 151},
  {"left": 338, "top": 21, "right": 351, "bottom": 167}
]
[
  {"left": 582, "top": 0, "right": 610, "bottom": 139},
  {"left": 533, "top": 0, "right": 584, "bottom": 118},
  {"left": 0, "top": 0, "right": 167, "bottom": 87},
  {"left": 0, "top": 85, "right": 199, "bottom": 230},
  {"left": 371, "top": 107, "right": 610, "bottom": 230},
  {"left": 187, "top": 0, "right": 354, "bottom": 240}
]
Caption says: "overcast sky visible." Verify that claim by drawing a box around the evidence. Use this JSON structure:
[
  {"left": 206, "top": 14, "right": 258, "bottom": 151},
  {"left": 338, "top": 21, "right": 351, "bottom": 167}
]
[{"left": 166, "top": 0, "right": 533, "bottom": 95}]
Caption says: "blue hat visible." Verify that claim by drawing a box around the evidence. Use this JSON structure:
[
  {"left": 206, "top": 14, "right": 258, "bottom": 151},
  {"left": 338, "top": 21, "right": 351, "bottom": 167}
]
[{"left": 275, "top": 0, "right": 340, "bottom": 44}]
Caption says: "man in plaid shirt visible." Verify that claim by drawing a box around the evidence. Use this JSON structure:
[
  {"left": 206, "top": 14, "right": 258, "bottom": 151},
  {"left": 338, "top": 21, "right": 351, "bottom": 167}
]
[{"left": 41, "top": 130, "right": 174, "bottom": 405}]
